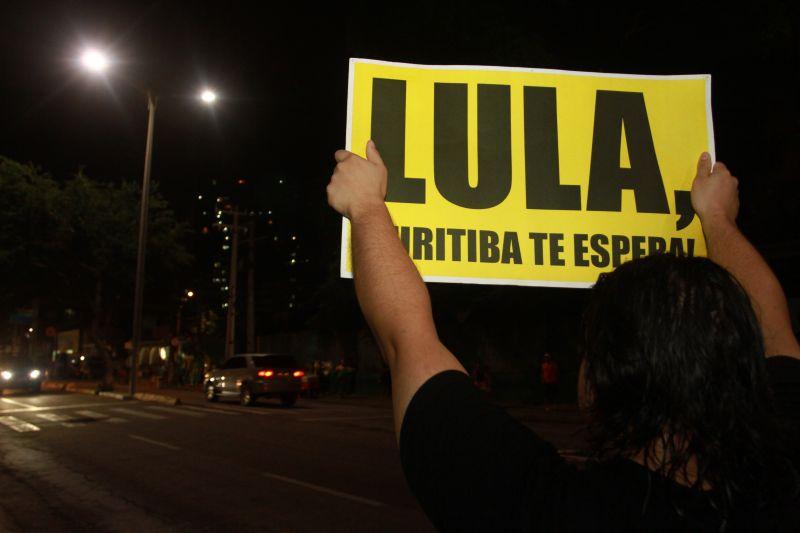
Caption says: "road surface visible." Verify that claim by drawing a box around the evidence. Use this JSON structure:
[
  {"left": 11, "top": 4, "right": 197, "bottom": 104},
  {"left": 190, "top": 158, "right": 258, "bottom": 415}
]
[{"left": 0, "top": 390, "right": 587, "bottom": 532}]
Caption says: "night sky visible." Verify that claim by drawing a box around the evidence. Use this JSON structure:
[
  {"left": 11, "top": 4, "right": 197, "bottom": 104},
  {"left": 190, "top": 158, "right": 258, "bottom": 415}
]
[{"left": 2, "top": 1, "right": 798, "bottom": 295}]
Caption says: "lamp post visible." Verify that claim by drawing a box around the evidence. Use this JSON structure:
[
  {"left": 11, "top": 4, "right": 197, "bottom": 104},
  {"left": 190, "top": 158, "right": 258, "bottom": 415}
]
[
  {"left": 77, "top": 47, "right": 218, "bottom": 395},
  {"left": 129, "top": 90, "right": 156, "bottom": 396}
]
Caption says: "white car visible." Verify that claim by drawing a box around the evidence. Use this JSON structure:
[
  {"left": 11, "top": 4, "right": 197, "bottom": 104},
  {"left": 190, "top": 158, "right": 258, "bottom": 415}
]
[{"left": 204, "top": 353, "right": 304, "bottom": 406}]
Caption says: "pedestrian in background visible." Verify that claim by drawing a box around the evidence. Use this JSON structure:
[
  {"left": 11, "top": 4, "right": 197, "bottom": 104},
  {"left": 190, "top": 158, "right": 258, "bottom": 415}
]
[{"left": 540, "top": 353, "right": 558, "bottom": 408}]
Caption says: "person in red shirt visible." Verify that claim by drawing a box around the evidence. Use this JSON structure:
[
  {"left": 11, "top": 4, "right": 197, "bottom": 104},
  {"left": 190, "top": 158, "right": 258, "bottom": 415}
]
[{"left": 540, "top": 353, "right": 558, "bottom": 407}]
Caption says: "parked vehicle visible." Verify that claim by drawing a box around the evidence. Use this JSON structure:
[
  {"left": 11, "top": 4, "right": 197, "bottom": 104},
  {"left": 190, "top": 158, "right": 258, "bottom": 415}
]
[
  {"left": 204, "top": 353, "right": 304, "bottom": 407},
  {"left": 0, "top": 356, "right": 44, "bottom": 394}
]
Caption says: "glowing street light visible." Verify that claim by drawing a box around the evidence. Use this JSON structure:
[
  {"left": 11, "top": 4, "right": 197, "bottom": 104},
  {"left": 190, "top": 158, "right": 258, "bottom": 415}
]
[
  {"left": 80, "top": 48, "right": 110, "bottom": 73},
  {"left": 73, "top": 45, "right": 219, "bottom": 396},
  {"left": 200, "top": 89, "right": 217, "bottom": 104},
  {"left": 186, "top": 290, "right": 195, "bottom": 298}
]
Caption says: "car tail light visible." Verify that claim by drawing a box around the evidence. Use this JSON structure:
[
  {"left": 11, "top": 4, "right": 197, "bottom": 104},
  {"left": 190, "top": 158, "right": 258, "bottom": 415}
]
[
  {"left": 293, "top": 370, "right": 305, "bottom": 378},
  {"left": 258, "top": 370, "right": 274, "bottom": 378}
]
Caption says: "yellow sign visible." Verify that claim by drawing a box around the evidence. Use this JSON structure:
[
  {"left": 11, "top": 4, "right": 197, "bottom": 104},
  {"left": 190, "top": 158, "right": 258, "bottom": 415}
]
[{"left": 341, "top": 58, "right": 714, "bottom": 288}]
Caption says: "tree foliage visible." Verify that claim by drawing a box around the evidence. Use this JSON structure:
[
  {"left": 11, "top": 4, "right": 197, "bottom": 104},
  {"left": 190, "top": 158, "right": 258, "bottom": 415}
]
[{"left": 0, "top": 155, "right": 192, "bottom": 344}]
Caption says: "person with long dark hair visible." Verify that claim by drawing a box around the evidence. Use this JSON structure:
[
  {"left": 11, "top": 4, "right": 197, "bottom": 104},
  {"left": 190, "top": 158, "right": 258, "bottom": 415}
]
[{"left": 326, "top": 144, "right": 799, "bottom": 531}]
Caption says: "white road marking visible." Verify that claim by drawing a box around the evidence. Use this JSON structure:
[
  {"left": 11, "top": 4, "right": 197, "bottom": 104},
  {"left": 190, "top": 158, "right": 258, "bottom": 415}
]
[
  {"left": 0, "top": 402, "right": 112, "bottom": 415},
  {"left": 261, "top": 472, "right": 384, "bottom": 507},
  {"left": 300, "top": 415, "right": 393, "bottom": 423},
  {"left": 35, "top": 413, "right": 69, "bottom": 422},
  {"left": 197, "top": 404, "right": 273, "bottom": 416},
  {"left": 109, "top": 408, "right": 166, "bottom": 420},
  {"left": 180, "top": 405, "right": 240, "bottom": 416},
  {"left": 0, "top": 415, "right": 41, "bottom": 432},
  {"left": 75, "top": 410, "right": 127, "bottom": 424},
  {"left": 35, "top": 412, "right": 84, "bottom": 428},
  {"left": 128, "top": 434, "right": 181, "bottom": 451},
  {"left": 145, "top": 406, "right": 205, "bottom": 418},
  {"left": 0, "top": 398, "right": 40, "bottom": 410}
]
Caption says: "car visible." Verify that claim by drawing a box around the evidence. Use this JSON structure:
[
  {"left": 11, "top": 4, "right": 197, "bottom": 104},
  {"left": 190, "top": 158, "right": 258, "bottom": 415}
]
[
  {"left": 0, "top": 356, "right": 44, "bottom": 394},
  {"left": 204, "top": 353, "right": 304, "bottom": 407}
]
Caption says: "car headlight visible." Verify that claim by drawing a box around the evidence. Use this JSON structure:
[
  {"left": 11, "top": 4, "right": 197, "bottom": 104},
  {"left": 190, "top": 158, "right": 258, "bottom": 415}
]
[
  {"left": 29, "top": 369, "right": 41, "bottom": 379},
  {"left": 1, "top": 371, "right": 12, "bottom": 380}
]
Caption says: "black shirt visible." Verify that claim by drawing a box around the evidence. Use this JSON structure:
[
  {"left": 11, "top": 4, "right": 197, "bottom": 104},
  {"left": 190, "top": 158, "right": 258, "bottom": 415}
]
[{"left": 400, "top": 356, "right": 800, "bottom": 532}]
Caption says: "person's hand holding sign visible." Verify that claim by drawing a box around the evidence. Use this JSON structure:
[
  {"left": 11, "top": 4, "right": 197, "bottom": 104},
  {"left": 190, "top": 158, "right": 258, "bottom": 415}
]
[
  {"left": 327, "top": 140, "right": 467, "bottom": 437},
  {"left": 327, "top": 140, "right": 388, "bottom": 220},
  {"left": 693, "top": 152, "right": 800, "bottom": 359},
  {"left": 691, "top": 152, "right": 740, "bottom": 228}
]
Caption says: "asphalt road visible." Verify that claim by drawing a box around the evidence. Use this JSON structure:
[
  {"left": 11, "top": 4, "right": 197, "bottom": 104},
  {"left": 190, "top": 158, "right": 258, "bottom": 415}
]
[{"left": 0, "top": 390, "right": 588, "bottom": 532}]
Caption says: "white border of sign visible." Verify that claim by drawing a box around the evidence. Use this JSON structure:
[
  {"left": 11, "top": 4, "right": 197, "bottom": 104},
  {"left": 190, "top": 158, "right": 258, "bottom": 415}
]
[{"left": 340, "top": 58, "right": 716, "bottom": 289}]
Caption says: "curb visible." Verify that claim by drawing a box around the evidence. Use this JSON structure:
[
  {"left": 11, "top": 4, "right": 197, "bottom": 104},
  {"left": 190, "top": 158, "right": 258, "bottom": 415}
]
[
  {"left": 42, "top": 382, "right": 67, "bottom": 392},
  {"left": 66, "top": 384, "right": 99, "bottom": 396},
  {"left": 133, "top": 392, "right": 181, "bottom": 406},
  {"left": 98, "top": 391, "right": 131, "bottom": 401}
]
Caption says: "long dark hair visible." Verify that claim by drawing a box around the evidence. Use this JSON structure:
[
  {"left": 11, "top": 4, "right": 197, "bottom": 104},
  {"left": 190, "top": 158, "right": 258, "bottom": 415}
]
[{"left": 582, "top": 254, "right": 797, "bottom": 522}]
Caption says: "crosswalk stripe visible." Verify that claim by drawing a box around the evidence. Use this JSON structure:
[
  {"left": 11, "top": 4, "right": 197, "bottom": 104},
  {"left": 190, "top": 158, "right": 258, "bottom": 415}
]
[
  {"left": 35, "top": 413, "right": 69, "bottom": 422},
  {"left": 75, "top": 410, "right": 128, "bottom": 424},
  {"left": 300, "top": 415, "right": 393, "bottom": 422},
  {"left": 0, "top": 402, "right": 111, "bottom": 416},
  {"left": 0, "top": 398, "right": 40, "bottom": 410},
  {"left": 35, "top": 412, "right": 83, "bottom": 427},
  {"left": 109, "top": 408, "right": 166, "bottom": 420},
  {"left": 145, "top": 406, "right": 204, "bottom": 418},
  {"left": 0, "top": 415, "right": 40, "bottom": 432},
  {"left": 180, "top": 405, "right": 240, "bottom": 416}
]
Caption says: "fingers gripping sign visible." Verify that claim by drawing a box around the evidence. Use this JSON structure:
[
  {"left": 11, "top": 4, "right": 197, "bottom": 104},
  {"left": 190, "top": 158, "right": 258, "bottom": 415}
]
[
  {"left": 690, "top": 152, "right": 740, "bottom": 227},
  {"left": 327, "top": 140, "right": 389, "bottom": 220}
]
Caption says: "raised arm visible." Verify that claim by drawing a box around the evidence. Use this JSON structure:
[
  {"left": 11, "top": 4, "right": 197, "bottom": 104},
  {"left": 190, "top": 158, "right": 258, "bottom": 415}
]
[
  {"left": 326, "top": 141, "right": 466, "bottom": 438},
  {"left": 691, "top": 152, "right": 800, "bottom": 358}
]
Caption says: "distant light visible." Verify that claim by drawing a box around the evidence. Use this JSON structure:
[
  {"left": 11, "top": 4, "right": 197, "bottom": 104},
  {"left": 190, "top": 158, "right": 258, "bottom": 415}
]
[
  {"left": 80, "top": 355, "right": 86, "bottom": 361},
  {"left": 186, "top": 290, "right": 195, "bottom": 298},
  {"left": 200, "top": 89, "right": 217, "bottom": 104},
  {"left": 278, "top": 179, "right": 284, "bottom": 184},
  {"left": 1, "top": 371, "right": 12, "bottom": 380},
  {"left": 197, "top": 194, "right": 203, "bottom": 200},
  {"left": 159, "top": 347, "right": 168, "bottom": 361},
  {"left": 81, "top": 48, "right": 110, "bottom": 73},
  {"left": 29, "top": 369, "right": 41, "bottom": 379},
  {"left": 237, "top": 178, "right": 246, "bottom": 185},
  {"left": 291, "top": 235, "right": 296, "bottom": 241},
  {"left": 28, "top": 327, "right": 34, "bottom": 333}
]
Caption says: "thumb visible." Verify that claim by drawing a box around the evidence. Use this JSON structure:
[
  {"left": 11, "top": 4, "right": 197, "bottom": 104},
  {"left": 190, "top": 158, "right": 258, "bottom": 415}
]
[
  {"left": 365, "top": 140, "right": 384, "bottom": 166},
  {"left": 696, "top": 152, "right": 712, "bottom": 178}
]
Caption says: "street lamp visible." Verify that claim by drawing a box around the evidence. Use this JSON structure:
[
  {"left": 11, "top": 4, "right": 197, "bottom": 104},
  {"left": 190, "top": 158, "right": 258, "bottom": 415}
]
[
  {"left": 80, "top": 48, "right": 109, "bottom": 73},
  {"left": 199, "top": 89, "right": 217, "bottom": 104},
  {"left": 78, "top": 47, "right": 217, "bottom": 396}
]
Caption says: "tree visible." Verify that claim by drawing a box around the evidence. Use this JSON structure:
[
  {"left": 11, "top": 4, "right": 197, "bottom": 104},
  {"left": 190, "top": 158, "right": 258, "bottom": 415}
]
[
  {"left": 0, "top": 157, "right": 65, "bottom": 321},
  {"left": 0, "top": 156, "right": 192, "bottom": 375}
]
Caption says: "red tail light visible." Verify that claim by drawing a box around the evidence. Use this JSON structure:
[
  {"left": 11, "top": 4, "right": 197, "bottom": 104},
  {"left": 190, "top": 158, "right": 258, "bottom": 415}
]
[
  {"left": 293, "top": 370, "right": 305, "bottom": 378},
  {"left": 258, "top": 370, "right": 274, "bottom": 378}
]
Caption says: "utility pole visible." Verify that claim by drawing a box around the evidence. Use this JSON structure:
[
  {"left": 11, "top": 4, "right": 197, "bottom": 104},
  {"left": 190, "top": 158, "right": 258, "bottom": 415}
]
[
  {"left": 130, "top": 91, "right": 157, "bottom": 396},
  {"left": 247, "top": 218, "right": 256, "bottom": 352},
  {"left": 224, "top": 210, "right": 240, "bottom": 360}
]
